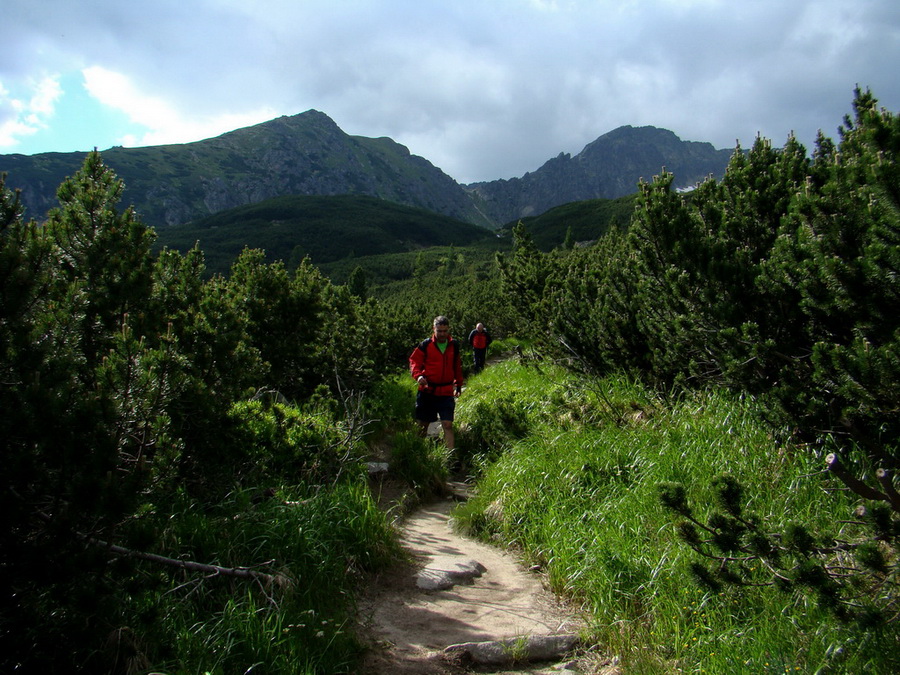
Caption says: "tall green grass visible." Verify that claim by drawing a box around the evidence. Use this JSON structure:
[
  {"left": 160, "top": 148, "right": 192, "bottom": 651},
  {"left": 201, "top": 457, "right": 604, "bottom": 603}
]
[
  {"left": 107, "top": 372, "right": 466, "bottom": 673},
  {"left": 389, "top": 430, "right": 451, "bottom": 498},
  {"left": 116, "top": 482, "right": 399, "bottom": 674},
  {"left": 454, "top": 360, "right": 897, "bottom": 673},
  {"left": 359, "top": 372, "right": 419, "bottom": 439}
]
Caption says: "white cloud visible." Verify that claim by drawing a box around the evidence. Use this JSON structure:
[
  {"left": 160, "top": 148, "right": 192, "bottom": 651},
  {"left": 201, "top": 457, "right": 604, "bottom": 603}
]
[
  {"left": 28, "top": 76, "right": 63, "bottom": 117},
  {"left": 82, "top": 67, "right": 172, "bottom": 128},
  {"left": 0, "top": 75, "right": 62, "bottom": 148},
  {"left": 81, "top": 66, "right": 279, "bottom": 148}
]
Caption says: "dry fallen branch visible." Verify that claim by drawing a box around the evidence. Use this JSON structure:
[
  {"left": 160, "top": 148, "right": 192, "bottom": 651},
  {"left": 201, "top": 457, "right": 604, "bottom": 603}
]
[
  {"left": 876, "top": 468, "right": 900, "bottom": 512},
  {"left": 93, "top": 537, "right": 294, "bottom": 589},
  {"left": 825, "top": 452, "right": 900, "bottom": 511},
  {"left": 24, "top": 496, "right": 294, "bottom": 589}
]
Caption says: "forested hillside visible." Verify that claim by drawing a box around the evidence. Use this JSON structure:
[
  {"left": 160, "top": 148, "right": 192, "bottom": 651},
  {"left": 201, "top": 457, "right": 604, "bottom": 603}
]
[
  {"left": 153, "top": 192, "right": 633, "bottom": 280},
  {"left": 506, "top": 193, "right": 638, "bottom": 249},
  {"left": 153, "top": 193, "right": 496, "bottom": 277},
  {"left": 1, "top": 88, "right": 897, "bottom": 674}
]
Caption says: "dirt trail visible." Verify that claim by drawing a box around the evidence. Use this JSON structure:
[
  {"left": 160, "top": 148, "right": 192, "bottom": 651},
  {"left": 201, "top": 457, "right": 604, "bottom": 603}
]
[
  {"left": 359, "top": 362, "right": 612, "bottom": 673},
  {"left": 359, "top": 491, "right": 595, "bottom": 674}
]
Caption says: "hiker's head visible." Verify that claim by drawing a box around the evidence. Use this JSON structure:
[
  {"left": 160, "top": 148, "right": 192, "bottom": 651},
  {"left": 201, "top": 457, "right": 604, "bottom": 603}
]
[
  {"left": 433, "top": 315, "right": 450, "bottom": 342},
  {"left": 476, "top": 322, "right": 485, "bottom": 332}
]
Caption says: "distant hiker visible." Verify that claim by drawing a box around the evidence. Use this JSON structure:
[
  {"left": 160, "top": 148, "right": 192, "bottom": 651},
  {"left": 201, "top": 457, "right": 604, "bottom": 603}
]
[
  {"left": 467, "top": 322, "right": 492, "bottom": 374},
  {"left": 409, "top": 315, "right": 464, "bottom": 450}
]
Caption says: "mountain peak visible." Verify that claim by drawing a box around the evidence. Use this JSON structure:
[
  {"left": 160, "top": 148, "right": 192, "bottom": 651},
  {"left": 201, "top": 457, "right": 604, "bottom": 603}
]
[
  {"left": 465, "top": 126, "right": 733, "bottom": 224},
  {"left": 2, "top": 113, "right": 735, "bottom": 231}
]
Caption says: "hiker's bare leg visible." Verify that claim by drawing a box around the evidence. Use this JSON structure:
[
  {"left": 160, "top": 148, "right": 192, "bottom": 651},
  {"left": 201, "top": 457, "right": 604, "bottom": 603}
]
[{"left": 440, "top": 420, "right": 455, "bottom": 450}]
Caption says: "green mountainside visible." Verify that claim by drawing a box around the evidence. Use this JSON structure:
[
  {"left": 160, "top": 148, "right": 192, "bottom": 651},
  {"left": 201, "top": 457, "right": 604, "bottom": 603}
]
[
  {"left": 1, "top": 112, "right": 732, "bottom": 232},
  {"left": 154, "top": 193, "right": 495, "bottom": 277},
  {"left": 509, "top": 193, "right": 638, "bottom": 249},
  {"left": 155, "top": 192, "right": 634, "bottom": 279},
  {"left": 1, "top": 111, "right": 489, "bottom": 230}
]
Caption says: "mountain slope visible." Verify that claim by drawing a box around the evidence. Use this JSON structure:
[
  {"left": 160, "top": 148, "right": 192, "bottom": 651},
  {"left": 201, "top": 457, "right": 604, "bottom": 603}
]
[
  {"left": 1, "top": 115, "right": 734, "bottom": 231},
  {"left": 154, "top": 193, "right": 494, "bottom": 277},
  {"left": 466, "top": 125, "right": 734, "bottom": 224},
  {"left": 512, "top": 194, "right": 639, "bottom": 250},
  {"left": 1, "top": 111, "right": 491, "bottom": 230}
]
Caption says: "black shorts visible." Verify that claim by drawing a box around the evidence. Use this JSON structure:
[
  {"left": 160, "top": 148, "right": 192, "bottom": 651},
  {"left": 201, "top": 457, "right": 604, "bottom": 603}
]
[{"left": 415, "top": 391, "right": 456, "bottom": 423}]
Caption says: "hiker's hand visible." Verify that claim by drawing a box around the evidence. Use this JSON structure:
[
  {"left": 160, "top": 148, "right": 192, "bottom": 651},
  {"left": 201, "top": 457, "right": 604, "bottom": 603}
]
[
  {"left": 417, "top": 376, "right": 427, "bottom": 387},
  {"left": 454, "top": 386, "right": 462, "bottom": 397}
]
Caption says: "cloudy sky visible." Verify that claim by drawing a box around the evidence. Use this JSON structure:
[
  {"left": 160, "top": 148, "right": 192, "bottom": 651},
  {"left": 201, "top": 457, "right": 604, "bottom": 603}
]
[{"left": 2, "top": 0, "right": 898, "bottom": 184}]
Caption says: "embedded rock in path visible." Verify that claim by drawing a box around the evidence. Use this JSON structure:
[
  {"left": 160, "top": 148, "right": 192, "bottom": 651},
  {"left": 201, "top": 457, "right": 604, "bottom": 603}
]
[
  {"left": 444, "top": 633, "right": 581, "bottom": 665},
  {"left": 416, "top": 556, "right": 486, "bottom": 590},
  {"left": 367, "top": 461, "right": 390, "bottom": 475}
]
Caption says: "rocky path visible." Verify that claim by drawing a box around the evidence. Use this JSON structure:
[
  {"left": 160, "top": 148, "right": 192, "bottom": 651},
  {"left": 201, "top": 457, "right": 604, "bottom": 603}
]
[{"left": 358, "top": 488, "right": 608, "bottom": 674}]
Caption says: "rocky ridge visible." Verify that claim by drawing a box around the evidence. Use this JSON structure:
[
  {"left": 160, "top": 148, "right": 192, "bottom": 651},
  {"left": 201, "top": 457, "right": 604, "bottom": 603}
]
[
  {"left": 2, "top": 112, "right": 734, "bottom": 231},
  {"left": 464, "top": 125, "right": 734, "bottom": 224}
]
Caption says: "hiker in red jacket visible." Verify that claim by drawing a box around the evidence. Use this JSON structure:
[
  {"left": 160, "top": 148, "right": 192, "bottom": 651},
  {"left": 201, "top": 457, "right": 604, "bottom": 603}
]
[
  {"left": 467, "top": 322, "right": 492, "bottom": 374},
  {"left": 409, "top": 315, "right": 464, "bottom": 450}
]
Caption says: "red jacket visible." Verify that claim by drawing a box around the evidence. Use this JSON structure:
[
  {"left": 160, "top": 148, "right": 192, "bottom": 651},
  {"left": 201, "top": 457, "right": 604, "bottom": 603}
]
[
  {"left": 409, "top": 336, "right": 464, "bottom": 396},
  {"left": 470, "top": 330, "right": 490, "bottom": 350}
]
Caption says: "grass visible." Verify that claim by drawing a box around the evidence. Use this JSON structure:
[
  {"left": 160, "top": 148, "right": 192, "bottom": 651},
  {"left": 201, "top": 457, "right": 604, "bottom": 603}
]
[
  {"left": 116, "top": 481, "right": 400, "bottom": 674},
  {"left": 128, "top": 372, "right": 453, "bottom": 673},
  {"left": 361, "top": 373, "right": 454, "bottom": 502},
  {"left": 389, "top": 430, "right": 451, "bottom": 498},
  {"left": 79, "top": 356, "right": 894, "bottom": 673},
  {"left": 453, "top": 359, "right": 898, "bottom": 673}
]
